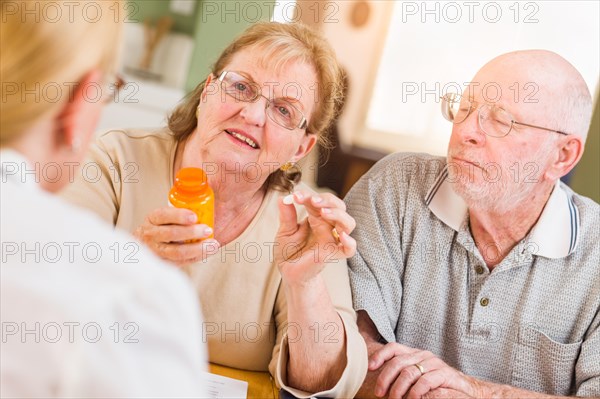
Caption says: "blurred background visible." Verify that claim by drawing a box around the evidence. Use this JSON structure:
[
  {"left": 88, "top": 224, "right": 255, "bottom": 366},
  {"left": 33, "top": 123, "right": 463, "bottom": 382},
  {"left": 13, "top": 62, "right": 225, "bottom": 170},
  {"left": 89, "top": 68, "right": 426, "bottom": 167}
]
[{"left": 101, "top": 0, "right": 600, "bottom": 202}]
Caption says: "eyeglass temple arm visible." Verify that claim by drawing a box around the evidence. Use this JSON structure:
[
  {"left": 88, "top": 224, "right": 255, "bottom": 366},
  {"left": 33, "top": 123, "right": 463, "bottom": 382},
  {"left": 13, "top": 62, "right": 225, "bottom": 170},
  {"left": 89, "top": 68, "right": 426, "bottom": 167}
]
[
  {"left": 512, "top": 121, "right": 569, "bottom": 136},
  {"left": 298, "top": 118, "right": 308, "bottom": 130}
]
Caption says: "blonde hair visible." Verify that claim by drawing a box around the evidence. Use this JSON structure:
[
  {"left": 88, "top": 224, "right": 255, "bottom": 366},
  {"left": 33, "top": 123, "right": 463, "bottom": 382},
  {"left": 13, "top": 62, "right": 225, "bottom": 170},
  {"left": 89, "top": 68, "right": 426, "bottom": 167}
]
[
  {"left": 168, "top": 22, "right": 345, "bottom": 192},
  {"left": 0, "top": 0, "right": 123, "bottom": 145}
]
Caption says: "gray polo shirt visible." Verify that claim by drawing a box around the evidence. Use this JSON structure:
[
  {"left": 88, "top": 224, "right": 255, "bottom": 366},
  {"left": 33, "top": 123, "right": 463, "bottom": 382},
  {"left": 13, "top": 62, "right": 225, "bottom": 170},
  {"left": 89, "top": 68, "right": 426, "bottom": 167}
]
[{"left": 346, "top": 153, "right": 599, "bottom": 396}]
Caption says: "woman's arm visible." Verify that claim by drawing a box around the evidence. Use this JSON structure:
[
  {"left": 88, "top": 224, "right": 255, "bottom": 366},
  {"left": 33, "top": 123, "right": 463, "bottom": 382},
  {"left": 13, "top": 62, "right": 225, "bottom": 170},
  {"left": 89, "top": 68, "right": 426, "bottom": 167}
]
[
  {"left": 274, "top": 190, "right": 367, "bottom": 397},
  {"left": 60, "top": 136, "right": 120, "bottom": 225}
]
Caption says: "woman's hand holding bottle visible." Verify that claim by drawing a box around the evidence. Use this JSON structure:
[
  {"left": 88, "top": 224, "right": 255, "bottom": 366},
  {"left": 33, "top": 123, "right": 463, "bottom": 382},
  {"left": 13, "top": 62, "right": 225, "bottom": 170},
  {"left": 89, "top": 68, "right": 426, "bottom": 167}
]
[
  {"left": 135, "top": 168, "right": 219, "bottom": 266},
  {"left": 134, "top": 207, "right": 220, "bottom": 266}
]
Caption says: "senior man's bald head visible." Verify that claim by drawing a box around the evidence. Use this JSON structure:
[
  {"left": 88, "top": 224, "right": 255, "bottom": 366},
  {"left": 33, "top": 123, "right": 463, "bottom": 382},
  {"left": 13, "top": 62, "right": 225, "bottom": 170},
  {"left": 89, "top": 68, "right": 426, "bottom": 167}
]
[{"left": 468, "top": 50, "right": 592, "bottom": 141}]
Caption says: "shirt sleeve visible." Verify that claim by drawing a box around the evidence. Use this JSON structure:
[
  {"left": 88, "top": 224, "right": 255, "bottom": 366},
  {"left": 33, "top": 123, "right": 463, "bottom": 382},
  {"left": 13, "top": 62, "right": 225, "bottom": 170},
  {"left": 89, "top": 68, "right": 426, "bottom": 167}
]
[
  {"left": 68, "top": 258, "right": 209, "bottom": 398},
  {"left": 344, "top": 169, "right": 405, "bottom": 345},
  {"left": 272, "top": 258, "right": 368, "bottom": 398},
  {"left": 0, "top": 234, "right": 208, "bottom": 398}
]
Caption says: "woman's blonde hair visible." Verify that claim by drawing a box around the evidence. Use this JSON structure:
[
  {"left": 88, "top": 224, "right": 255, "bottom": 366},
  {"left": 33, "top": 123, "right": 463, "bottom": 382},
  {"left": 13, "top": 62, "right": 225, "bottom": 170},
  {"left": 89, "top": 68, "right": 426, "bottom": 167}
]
[
  {"left": 168, "top": 22, "right": 345, "bottom": 192},
  {"left": 0, "top": 0, "right": 123, "bottom": 145}
]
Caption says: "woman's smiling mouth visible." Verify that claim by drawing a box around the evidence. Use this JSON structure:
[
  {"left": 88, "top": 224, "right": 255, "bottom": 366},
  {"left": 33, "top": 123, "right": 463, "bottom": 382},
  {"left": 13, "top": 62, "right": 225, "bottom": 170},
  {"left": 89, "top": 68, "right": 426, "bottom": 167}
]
[{"left": 225, "top": 129, "right": 259, "bottom": 149}]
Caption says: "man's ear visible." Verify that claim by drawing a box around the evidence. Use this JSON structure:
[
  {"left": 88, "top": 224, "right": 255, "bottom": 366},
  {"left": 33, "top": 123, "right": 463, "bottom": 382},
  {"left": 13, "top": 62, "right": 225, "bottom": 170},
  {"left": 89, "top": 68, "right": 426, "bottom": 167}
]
[
  {"left": 56, "top": 69, "right": 104, "bottom": 152},
  {"left": 545, "top": 135, "right": 584, "bottom": 180},
  {"left": 290, "top": 133, "right": 317, "bottom": 163}
]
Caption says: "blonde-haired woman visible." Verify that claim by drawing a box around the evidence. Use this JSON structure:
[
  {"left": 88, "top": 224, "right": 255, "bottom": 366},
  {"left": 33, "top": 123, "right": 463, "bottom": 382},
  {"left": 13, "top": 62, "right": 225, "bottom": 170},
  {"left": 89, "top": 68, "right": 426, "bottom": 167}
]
[
  {"left": 1, "top": 1, "right": 206, "bottom": 397},
  {"left": 64, "top": 22, "right": 367, "bottom": 397}
]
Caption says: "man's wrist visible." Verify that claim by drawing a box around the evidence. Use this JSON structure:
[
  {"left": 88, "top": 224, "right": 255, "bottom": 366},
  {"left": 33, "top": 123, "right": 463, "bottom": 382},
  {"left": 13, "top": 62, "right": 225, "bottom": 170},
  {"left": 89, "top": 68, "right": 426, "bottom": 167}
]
[
  {"left": 467, "top": 376, "right": 519, "bottom": 399},
  {"left": 460, "top": 373, "right": 493, "bottom": 398}
]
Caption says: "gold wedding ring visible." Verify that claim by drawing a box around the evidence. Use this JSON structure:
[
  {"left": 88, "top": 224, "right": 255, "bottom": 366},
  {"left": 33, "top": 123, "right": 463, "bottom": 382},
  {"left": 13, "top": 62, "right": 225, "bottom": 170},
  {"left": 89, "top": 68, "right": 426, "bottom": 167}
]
[
  {"left": 331, "top": 227, "right": 341, "bottom": 243},
  {"left": 414, "top": 363, "right": 425, "bottom": 375}
]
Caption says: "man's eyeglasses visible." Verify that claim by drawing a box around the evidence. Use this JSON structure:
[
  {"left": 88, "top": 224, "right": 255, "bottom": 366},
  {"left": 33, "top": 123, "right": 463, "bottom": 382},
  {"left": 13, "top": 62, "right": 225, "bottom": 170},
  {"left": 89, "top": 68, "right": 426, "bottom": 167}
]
[
  {"left": 440, "top": 93, "right": 569, "bottom": 138},
  {"left": 217, "top": 70, "right": 308, "bottom": 131}
]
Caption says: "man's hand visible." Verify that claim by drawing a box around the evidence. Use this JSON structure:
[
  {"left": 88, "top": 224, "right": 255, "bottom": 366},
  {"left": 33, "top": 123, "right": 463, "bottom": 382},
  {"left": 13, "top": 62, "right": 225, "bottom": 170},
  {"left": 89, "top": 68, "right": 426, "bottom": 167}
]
[
  {"left": 357, "top": 313, "right": 583, "bottom": 399},
  {"left": 369, "top": 342, "right": 481, "bottom": 399}
]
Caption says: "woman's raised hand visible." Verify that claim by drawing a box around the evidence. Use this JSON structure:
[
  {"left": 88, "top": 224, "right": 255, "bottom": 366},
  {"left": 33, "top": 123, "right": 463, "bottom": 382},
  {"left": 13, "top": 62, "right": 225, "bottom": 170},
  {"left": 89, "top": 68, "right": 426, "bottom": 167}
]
[
  {"left": 275, "top": 190, "right": 357, "bottom": 285},
  {"left": 134, "top": 207, "right": 220, "bottom": 266}
]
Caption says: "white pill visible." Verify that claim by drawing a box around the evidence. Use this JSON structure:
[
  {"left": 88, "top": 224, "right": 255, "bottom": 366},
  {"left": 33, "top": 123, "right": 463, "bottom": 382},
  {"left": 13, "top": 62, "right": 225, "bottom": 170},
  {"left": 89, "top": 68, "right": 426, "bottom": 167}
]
[{"left": 283, "top": 194, "right": 294, "bottom": 205}]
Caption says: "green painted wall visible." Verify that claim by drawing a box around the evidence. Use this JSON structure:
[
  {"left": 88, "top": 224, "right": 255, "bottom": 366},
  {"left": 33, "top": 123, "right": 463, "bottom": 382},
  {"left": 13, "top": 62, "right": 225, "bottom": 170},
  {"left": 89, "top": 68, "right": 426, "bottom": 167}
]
[
  {"left": 127, "top": 1, "right": 276, "bottom": 92},
  {"left": 128, "top": 0, "right": 198, "bottom": 35},
  {"left": 185, "top": 1, "right": 276, "bottom": 92},
  {"left": 571, "top": 93, "right": 600, "bottom": 203}
]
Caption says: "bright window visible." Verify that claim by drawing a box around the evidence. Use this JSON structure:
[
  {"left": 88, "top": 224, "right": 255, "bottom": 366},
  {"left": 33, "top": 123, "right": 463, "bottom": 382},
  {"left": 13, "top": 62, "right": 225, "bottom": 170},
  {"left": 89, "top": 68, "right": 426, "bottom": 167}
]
[
  {"left": 272, "top": 0, "right": 297, "bottom": 23},
  {"left": 363, "top": 1, "right": 599, "bottom": 155}
]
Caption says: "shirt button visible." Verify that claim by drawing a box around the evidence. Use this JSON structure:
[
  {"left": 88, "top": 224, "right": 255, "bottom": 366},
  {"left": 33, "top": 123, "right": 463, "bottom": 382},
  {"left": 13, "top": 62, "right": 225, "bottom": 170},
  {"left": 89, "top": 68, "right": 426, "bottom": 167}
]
[
  {"left": 480, "top": 297, "right": 490, "bottom": 307},
  {"left": 475, "top": 266, "right": 485, "bottom": 275}
]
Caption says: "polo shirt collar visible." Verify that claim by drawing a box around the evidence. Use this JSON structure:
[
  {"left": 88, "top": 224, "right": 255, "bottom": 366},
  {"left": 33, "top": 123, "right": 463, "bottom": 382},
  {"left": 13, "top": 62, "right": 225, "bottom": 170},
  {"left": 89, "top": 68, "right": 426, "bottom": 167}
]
[{"left": 425, "top": 166, "right": 579, "bottom": 259}]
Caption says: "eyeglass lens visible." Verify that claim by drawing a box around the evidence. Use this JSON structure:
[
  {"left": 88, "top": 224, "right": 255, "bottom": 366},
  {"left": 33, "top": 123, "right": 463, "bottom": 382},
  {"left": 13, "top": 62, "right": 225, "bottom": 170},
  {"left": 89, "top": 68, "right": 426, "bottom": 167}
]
[
  {"left": 442, "top": 94, "right": 514, "bottom": 137},
  {"left": 220, "top": 72, "right": 304, "bottom": 130}
]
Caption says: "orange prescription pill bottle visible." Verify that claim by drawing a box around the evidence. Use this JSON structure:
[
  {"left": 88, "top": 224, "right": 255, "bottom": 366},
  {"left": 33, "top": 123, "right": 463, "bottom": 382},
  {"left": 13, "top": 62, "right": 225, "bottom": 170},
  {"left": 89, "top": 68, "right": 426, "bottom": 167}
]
[{"left": 169, "top": 167, "right": 214, "bottom": 239}]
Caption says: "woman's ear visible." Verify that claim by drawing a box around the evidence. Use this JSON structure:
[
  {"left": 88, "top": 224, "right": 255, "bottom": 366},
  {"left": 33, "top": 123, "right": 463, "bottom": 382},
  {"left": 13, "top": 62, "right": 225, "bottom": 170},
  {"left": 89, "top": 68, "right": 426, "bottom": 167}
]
[
  {"left": 545, "top": 135, "right": 584, "bottom": 181},
  {"left": 291, "top": 133, "right": 318, "bottom": 162},
  {"left": 201, "top": 74, "right": 215, "bottom": 101},
  {"left": 55, "top": 69, "right": 104, "bottom": 153}
]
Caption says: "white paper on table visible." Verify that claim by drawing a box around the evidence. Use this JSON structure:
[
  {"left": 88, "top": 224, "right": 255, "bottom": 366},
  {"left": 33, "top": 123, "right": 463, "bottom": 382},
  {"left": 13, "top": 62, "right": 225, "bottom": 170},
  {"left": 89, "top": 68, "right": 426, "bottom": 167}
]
[{"left": 200, "top": 372, "right": 249, "bottom": 399}]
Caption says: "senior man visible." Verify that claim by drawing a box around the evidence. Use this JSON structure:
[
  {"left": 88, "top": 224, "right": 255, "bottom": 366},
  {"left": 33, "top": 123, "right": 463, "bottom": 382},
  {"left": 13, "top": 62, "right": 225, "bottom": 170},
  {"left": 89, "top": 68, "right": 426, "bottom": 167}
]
[{"left": 346, "top": 50, "right": 599, "bottom": 399}]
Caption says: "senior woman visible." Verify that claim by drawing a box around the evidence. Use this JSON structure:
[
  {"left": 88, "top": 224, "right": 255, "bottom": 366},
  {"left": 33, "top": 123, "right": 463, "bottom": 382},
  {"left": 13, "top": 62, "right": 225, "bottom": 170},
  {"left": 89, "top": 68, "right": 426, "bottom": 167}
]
[
  {"left": 63, "top": 22, "right": 367, "bottom": 397},
  {"left": 1, "top": 0, "right": 207, "bottom": 397}
]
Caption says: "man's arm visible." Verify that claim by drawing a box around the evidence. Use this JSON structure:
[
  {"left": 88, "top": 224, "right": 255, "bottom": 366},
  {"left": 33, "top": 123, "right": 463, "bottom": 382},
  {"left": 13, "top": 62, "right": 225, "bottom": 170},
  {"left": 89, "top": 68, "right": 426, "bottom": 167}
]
[
  {"left": 356, "top": 311, "right": 597, "bottom": 399},
  {"left": 420, "top": 379, "right": 599, "bottom": 399},
  {"left": 473, "top": 384, "right": 598, "bottom": 399}
]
